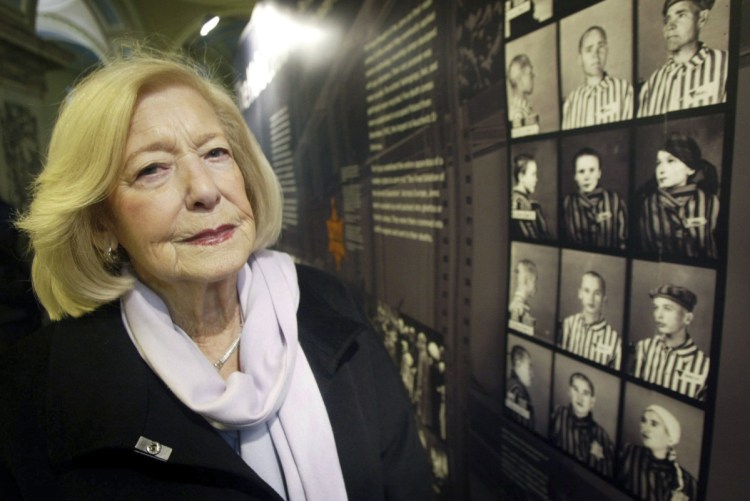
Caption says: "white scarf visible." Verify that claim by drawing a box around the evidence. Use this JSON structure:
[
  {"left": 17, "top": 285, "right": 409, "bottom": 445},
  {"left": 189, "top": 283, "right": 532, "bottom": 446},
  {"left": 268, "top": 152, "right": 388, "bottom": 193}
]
[{"left": 121, "top": 250, "right": 348, "bottom": 500}]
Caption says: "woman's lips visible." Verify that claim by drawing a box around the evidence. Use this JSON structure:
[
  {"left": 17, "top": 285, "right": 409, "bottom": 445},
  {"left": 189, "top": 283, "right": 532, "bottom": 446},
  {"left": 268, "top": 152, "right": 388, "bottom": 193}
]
[{"left": 183, "top": 225, "right": 236, "bottom": 245}]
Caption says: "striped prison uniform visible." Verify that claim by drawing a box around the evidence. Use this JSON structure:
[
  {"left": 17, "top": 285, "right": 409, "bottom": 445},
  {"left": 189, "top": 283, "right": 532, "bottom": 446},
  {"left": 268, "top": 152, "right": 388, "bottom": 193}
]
[
  {"left": 637, "top": 45, "right": 728, "bottom": 117},
  {"left": 562, "top": 73, "right": 633, "bottom": 130},
  {"left": 511, "top": 189, "right": 551, "bottom": 241},
  {"left": 633, "top": 334, "right": 709, "bottom": 401},
  {"left": 550, "top": 405, "right": 615, "bottom": 477},
  {"left": 638, "top": 184, "right": 719, "bottom": 260},
  {"left": 563, "top": 187, "right": 628, "bottom": 250},
  {"left": 617, "top": 444, "right": 698, "bottom": 501},
  {"left": 505, "top": 371, "right": 535, "bottom": 431},
  {"left": 561, "top": 313, "right": 622, "bottom": 369}
]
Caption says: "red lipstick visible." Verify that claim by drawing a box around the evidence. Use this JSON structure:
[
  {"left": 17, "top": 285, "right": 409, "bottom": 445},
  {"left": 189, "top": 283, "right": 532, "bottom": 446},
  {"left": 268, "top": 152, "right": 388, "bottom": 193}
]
[{"left": 183, "top": 225, "right": 236, "bottom": 245}]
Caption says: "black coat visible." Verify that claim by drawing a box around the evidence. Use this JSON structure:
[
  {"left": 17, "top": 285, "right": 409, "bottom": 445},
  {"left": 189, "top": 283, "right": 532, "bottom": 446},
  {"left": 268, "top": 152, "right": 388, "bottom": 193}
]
[{"left": 0, "top": 265, "right": 434, "bottom": 500}]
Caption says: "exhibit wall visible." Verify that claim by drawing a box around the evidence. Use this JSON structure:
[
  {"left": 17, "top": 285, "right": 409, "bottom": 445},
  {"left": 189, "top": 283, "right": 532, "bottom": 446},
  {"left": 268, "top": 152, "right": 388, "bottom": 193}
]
[{"left": 235, "top": 1, "right": 747, "bottom": 499}]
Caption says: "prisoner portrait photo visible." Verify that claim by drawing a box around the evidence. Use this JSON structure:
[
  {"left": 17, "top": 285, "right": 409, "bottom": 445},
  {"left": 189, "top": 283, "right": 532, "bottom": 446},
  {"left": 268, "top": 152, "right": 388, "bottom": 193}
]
[
  {"left": 557, "top": 249, "right": 626, "bottom": 370},
  {"left": 559, "top": 0, "right": 634, "bottom": 130},
  {"left": 508, "top": 241, "right": 561, "bottom": 343},
  {"left": 506, "top": 24, "right": 560, "bottom": 136}
]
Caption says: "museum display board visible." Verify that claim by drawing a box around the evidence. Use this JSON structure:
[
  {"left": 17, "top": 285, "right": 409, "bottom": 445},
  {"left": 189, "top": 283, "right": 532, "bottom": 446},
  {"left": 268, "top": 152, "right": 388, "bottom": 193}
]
[{"left": 235, "top": 1, "right": 741, "bottom": 498}]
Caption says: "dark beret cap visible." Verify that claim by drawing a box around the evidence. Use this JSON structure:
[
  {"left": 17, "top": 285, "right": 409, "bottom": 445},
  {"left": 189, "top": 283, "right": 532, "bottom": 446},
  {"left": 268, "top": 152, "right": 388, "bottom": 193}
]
[
  {"left": 663, "top": 0, "right": 715, "bottom": 15},
  {"left": 649, "top": 284, "right": 698, "bottom": 312}
]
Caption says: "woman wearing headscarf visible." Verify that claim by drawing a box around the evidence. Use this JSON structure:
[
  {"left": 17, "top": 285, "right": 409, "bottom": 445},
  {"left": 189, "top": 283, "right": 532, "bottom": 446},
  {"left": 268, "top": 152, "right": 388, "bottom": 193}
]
[
  {"left": 617, "top": 404, "right": 697, "bottom": 501},
  {"left": 0, "top": 52, "right": 433, "bottom": 500},
  {"left": 638, "top": 132, "right": 719, "bottom": 260}
]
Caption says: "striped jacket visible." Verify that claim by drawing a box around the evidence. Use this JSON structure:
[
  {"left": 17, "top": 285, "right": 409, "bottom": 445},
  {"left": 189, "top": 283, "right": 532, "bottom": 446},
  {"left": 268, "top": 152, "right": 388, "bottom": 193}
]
[
  {"left": 563, "top": 187, "right": 627, "bottom": 250},
  {"left": 633, "top": 334, "right": 709, "bottom": 400},
  {"left": 638, "top": 184, "right": 719, "bottom": 260},
  {"left": 561, "top": 313, "right": 622, "bottom": 369},
  {"left": 617, "top": 444, "right": 697, "bottom": 501},
  {"left": 550, "top": 405, "right": 615, "bottom": 477},
  {"left": 511, "top": 189, "right": 551, "bottom": 241},
  {"left": 562, "top": 74, "right": 633, "bottom": 130},
  {"left": 637, "top": 45, "right": 728, "bottom": 117},
  {"left": 505, "top": 372, "right": 535, "bottom": 431}
]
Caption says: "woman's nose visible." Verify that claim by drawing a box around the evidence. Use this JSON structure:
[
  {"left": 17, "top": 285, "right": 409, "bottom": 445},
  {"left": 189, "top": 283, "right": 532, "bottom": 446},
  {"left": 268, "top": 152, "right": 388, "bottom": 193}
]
[{"left": 181, "top": 156, "right": 221, "bottom": 210}]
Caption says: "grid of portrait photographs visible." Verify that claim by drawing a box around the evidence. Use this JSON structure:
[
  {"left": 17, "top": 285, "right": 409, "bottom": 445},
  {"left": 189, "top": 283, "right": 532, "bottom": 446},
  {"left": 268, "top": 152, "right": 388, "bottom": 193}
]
[
  {"left": 502, "top": 1, "right": 734, "bottom": 500},
  {"left": 372, "top": 302, "right": 450, "bottom": 497}
]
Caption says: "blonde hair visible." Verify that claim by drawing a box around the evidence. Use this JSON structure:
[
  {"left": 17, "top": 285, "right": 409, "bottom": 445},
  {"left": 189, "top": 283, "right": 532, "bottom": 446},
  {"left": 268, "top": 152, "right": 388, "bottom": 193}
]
[{"left": 17, "top": 51, "right": 283, "bottom": 319}]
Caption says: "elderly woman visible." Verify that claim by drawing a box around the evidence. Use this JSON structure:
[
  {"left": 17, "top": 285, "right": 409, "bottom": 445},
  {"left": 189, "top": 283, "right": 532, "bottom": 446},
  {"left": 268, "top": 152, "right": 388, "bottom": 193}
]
[
  {"left": 617, "top": 405, "right": 697, "bottom": 501},
  {"left": 638, "top": 132, "right": 719, "bottom": 260},
  {"left": 0, "top": 53, "right": 433, "bottom": 500}
]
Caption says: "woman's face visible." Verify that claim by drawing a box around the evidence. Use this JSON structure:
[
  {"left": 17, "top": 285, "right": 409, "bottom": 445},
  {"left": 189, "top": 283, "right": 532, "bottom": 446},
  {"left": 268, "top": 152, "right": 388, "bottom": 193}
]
[
  {"left": 106, "top": 84, "right": 256, "bottom": 289},
  {"left": 656, "top": 150, "right": 695, "bottom": 189},
  {"left": 640, "top": 410, "right": 672, "bottom": 453}
]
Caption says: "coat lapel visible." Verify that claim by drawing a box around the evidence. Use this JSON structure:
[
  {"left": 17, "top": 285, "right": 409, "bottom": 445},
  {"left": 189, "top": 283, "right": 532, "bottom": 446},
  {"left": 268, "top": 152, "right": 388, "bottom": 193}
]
[{"left": 45, "top": 303, "right": 282, "bottom": 500}]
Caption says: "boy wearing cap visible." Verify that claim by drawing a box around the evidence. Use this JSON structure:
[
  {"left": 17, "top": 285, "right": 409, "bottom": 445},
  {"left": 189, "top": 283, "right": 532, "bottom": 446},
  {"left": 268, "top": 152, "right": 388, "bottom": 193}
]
[
  {"left": 505, "top": 345, "right": 535, "bottom": 430},
  {"left": 618, "top": 404, "right": 697, "bottom": 501},
  {"left": 633, "top": 284, "right": 710, "bottom": 400},
  {"left": 638, "top": 0, "right": 728, "bottom": 117},
  {"left": 550, "top": 372, "right": 615, "bottom": 476},
  {"left": 562, "top": 147, "right": 628, "bottom": 250},
  {"left": 562, "top": 26, "right": 633, "bottom": 130},
  {"left": 639, "top": 132, "right": 719, "bottom": 260},
  {"left": 560, "top": 271, "right": 622, "bottom": 369}
]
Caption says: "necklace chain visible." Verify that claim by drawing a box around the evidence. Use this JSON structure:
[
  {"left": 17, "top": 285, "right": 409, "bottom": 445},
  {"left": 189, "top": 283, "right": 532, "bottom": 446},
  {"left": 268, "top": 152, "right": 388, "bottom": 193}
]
[
  {"left": 213, "top": 334, "right": 242, "bottom": 370},
  {"left": 213, "top": 305, "right": 245, "bottom": 371}
]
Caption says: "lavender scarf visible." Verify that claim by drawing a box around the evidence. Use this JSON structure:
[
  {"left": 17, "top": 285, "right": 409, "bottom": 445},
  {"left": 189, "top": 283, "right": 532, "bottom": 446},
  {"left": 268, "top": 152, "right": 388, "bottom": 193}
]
[{"left": 121, "top": 250, "right": 347, "bottom": 500}]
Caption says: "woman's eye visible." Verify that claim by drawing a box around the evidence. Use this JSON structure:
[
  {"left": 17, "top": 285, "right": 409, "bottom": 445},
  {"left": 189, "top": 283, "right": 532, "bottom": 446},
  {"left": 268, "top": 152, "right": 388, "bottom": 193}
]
[
  {"left": 137, "top": 164, "right": 163, "bottom": 178},
  {"left": 206, "top": 147, "right": 229, "bottom": 159}
]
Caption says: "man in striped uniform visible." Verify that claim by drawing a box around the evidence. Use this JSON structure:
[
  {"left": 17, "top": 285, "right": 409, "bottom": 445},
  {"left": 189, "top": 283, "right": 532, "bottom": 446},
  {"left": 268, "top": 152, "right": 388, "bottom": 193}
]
[
  {"left": 633, "top": 285, "right": 709, "bottom": 401},
  {"left": 505, "top": 345, "right": 535, "bottom": 430},
  {"left": 563, "top": 148, "right": 627, "bottom": 250},
  {"left": 562, "top": 26, "right": 633, "bottom": 130},
  {"left": 550, "top": 373, "right": 615, "bottom": 477},
  {"left": 511, "top": 153, "right": 551, "bottom": 241},
  {"left": 637, "top": 0, "right": 728, "bottom": 117},
  {"left": 638, "top": 133, "right": 719, "bottom": 260},
  {"left": 560, "top": 271, "right": 622, "bottom": 369}
]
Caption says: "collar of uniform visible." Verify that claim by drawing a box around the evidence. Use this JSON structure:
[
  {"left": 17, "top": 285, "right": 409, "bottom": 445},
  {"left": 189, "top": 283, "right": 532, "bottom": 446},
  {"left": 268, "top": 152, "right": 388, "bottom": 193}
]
[
  {"left": 566, "top": 405, "right": 594, "bottom": 428},
  {"left": 658, "top": 183, "right": 698, "bottom": 206},
  {"left": 581, "top": 313, "right": 607, "bottom": 330},
  {"left": 43, "top": 302, "right": 285, "bottom": 499},
  {"left": 667, "top": 43, "right": 708, "bottom": 68},
  {"left": 654, "top": 333, "right": 697, "bottom": 353},
  {"left": 577, "top": 187, "right": 605, "bottom": 205}
]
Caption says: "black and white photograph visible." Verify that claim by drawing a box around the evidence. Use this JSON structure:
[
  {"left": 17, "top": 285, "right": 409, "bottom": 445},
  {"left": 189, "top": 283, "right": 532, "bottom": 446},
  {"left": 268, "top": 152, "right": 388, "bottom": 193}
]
[
  {"left": 510, "top": 137, "right": 558, "bottom": 242},
  {"left": 637, "top": 0, "right": 730, "bottom": 117},
  {"left": 627, "top": 260, "right": 715, "bottom": 401},
  {"left": 504, "top": 333, "right": 553, "bottom": 436},
  {"left": 550, "top": 354, "right": 620, "bottom": 478},
  {"left": 506, "top": 24, "right": 560, "bottom": 137},
  {"left": 560, "top": 128, "right": 630, "bottom": 251},
  {"left": 633, "top": 114, "right": 723, "bottom": 262},
  {"left": 456, "top": 0, "right": 504, "bottom": 101},
  {"left": 510, "top": 139, "right": 557, "bottom": 242},
  {"left": 559, "top": 0, "right": 634, "bottom": 130},
  {"left": 372, "top": 304, "right": 448, "bottom": 441},
  {"left": 504, "top": 0, "right": 553, "bottom": 39},
  {"left": 618, "top": 383, "right": 704, "bottom": 501},
  {"left": 557, "top": 249, "right": 626, "bottom": 370},
  {"left": 508, "top": 241, "right": 560, "bottom": 342}
]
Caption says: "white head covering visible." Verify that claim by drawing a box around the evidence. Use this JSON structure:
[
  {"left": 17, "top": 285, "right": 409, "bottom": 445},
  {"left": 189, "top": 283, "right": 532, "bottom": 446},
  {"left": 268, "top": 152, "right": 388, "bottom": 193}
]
[{"left": 645, "top": 404, "right": 681, "bottom": 446}]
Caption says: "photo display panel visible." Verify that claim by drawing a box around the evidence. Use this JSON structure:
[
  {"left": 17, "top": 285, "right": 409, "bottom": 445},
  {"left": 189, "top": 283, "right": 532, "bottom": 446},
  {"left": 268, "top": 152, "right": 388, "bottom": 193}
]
[{"left": 501, "top": 0, "right": 737, "bottom": 499}]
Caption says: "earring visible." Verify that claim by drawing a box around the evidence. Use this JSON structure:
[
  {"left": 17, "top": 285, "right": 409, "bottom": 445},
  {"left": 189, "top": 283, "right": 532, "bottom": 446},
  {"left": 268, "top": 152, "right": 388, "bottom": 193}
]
[{"left": 106, "top": 246, "right": 118, "bottom": 262}]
